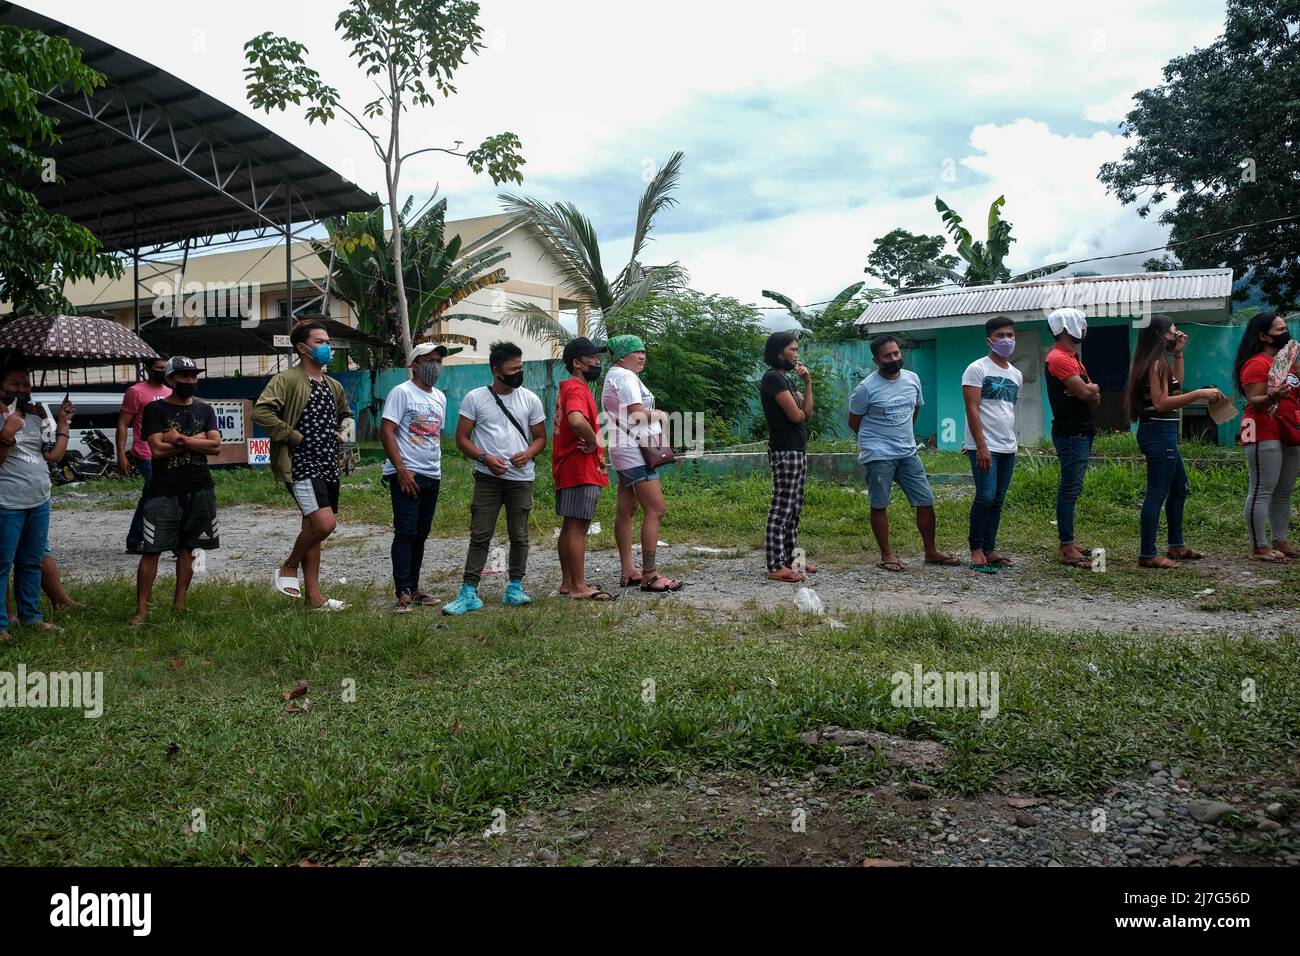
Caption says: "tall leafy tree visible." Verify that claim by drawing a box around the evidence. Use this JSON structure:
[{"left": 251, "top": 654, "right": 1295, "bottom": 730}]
[
  {"left": 865, "top": 228, "right": 959, "bottom": 291},
  {"left": 244, "top": 0, "right": 525, "bottom": 361},
  {"left": 1098, "top": 0, "right": 1300, "bottom": 306},
  {"left": 498, "top": 152, "right": 688, "bottom": 345},
  {"left": 0, "top": 26, "right": 122, "bottom": 317},
  {"left": 922, "top": 196, "right": 1065, "bottom": 287}
]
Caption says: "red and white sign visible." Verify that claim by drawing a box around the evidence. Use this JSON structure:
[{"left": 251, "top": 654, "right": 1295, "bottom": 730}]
[{"left": 248, "top": 438, "right": 271, "bottom": 466}]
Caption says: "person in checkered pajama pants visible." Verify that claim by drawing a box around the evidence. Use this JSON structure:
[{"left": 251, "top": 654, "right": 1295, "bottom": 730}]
[{"left": 759, "top": 332, "right": 816, "bottom": 582}]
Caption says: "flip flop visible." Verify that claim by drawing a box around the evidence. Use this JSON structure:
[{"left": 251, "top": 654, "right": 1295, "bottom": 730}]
[
  {"left": 767, "top": 568, "right": 806, "bottom": 583},
  {"left": 571, "top": 589, "right": 615, "bottom": 601},
  {"left": 1252, "top": 551, "right": 1291, "bottom": 563},
  {"left": 877, "top": 560, "right": 905, "bottom": 573},
  {"left": 924, "top": 555, "right": 962, "bottom": 566},
  {"left": 968, "top": 562, "right": 999, "bottom": 574},
  {"left": 312, "top": 598, "right": 349, "bottom": 612},
  {"left": 987, "top": 556, "right": 1015, "bottom": 567},
  {"left": 392, "top": 598, "right": 412, "bottom": 614},
  {"left": 274, "top": 572, "right": 301, "bottom": 599}
]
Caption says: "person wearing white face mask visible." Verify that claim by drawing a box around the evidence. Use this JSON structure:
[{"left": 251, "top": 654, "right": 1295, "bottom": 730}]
[
  {"left": 961, "top": 316, "right": 1023, "bottom": 570},
  {"left": 380, "top": 341, "right": 453, "bottom": 612}
]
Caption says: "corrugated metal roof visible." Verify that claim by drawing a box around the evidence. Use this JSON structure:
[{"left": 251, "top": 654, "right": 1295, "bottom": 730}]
[{"left": 857, "top": 269, "right": 1234, "bottom": 327}]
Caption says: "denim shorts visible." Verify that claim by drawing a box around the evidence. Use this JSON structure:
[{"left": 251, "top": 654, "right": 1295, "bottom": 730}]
[
  {"left": 864, "top": 454, "right": 934, "bottom": 509},
  {"left": 617, "top": 464, "right": 659, "bottom": 486}
]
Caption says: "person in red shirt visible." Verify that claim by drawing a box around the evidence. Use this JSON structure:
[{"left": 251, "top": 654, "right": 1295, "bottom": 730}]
[
  {"left": 553, "top": 337, "right": 612, "bottom": 600},
  {"left": 1234, "top": 310, "right": 1300, "bottom": 561},
  {"left": 117, "top": 355, "right": 172, "bottom": 553}
]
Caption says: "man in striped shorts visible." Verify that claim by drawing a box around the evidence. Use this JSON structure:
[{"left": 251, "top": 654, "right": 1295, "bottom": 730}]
[{"left": 553, "top": 337, "right": 612, "bottom": 600}]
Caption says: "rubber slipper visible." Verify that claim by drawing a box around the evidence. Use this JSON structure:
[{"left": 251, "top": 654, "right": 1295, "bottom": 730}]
[
  {"left": 274, "top": 572, "right": 301, "bottom": 599},
  {"left": 767, "top": 568, "right": 805, "bottom": 583},
  {"left": 968, "top": 562, "right": 999, "bottom": 574},
  {"left": 877, "top": 560, "right": 905, "bottom": 572},
  {"left": 924, "top": 555, "right": 962, "bottom": 566},
  {"left": 987, "top": 556, "right": 1015, "bottom": 567}
]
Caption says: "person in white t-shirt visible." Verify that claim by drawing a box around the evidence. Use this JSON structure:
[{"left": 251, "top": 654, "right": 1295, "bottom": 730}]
[
  {"left": 444, "top": 341, "right": 547, "bottom": 615},
  {"left": 380, "top": 342, "right": 451, "bottom": 612},
  {"left": 961, "top": 316, "right": 1024, "bottom": 569},
  {"left": 601, "top": 334, "right": 682, "bottom": 593}
]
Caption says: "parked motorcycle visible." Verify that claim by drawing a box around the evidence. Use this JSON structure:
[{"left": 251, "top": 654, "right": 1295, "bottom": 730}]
[{"left": 50, "top": 428, "right": 117, "bottom": 485}]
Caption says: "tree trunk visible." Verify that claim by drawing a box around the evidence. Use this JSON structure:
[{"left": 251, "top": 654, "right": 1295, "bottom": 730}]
[{"left": 389, "top": 183, "right": 413, "bottom": 360}]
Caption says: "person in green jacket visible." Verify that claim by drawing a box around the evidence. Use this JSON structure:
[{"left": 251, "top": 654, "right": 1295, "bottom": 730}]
[{"left": 252, "top": 321, "right": 354, "bottom": 611}]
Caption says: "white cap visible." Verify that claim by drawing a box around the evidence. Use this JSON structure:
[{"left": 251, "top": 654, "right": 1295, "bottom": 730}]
[
  {"left": 408, "top": 341, "right": 460, "bottom": 364},
  {"left": 1047, "top": 307, "right": 1088, "bottom": 339}
]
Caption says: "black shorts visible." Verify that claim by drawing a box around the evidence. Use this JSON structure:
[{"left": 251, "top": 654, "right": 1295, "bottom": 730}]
[
  {"left": 287, "top": 477, "right": 339, "bottom": 517},
  {"left": 142, "top": 488, "right": 219, "bottom": 553}
]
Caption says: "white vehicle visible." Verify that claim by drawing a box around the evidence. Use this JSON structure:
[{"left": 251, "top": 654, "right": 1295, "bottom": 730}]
[{"left": 31, "top": 391, "right": 127, "bottom": 460}]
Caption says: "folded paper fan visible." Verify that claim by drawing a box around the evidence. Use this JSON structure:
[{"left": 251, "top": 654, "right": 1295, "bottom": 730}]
[{"left": 1267, "top": 340, "right": 1300, "bottom": 414}]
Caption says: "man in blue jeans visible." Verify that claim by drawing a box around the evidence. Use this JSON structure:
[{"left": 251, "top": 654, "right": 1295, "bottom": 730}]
[
  {"left": 961, "top": 316, "right": 1023, "bottom": 569},
  {"left": 849, "top": 334, "right": 960, "bottom": 572},
  {"left": 380, "top": 342, "right": 453, "bottom": 612},
  {"left": 1044, "top": 308, "right": 1101, "bottom": 568}
]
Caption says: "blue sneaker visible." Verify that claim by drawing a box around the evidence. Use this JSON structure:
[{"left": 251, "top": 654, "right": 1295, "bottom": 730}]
[
  {"left": 502, "top": 580, "right": 532, "bottom": 607},
  {"left": 442, "top": 583, "right": 484, "bottom": 616}
]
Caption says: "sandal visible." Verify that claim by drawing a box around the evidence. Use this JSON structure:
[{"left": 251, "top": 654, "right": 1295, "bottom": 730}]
[
  {"left": 640, "top": 572, "right": 682, "bottom": 593},
  {"left": 274, "top": 571, "right": 301, "bottom": 599},
  {"left": 924, "top": 554, "right": 962, "bottom": 566},
  {"left": 571, "top": 588, "right": 615, "bottom": 601},
  {"left": 877, "top": 560, "right": 905, "bottom": 573},
  {"left": 1252, "top": 551, "right": 1291, "bottom": 563},
  {"left": 968, "top": 562, "right": 998, "bottom": 574},
  {"left": 619, "top": 574, "right": 643, "bottom": 588},
  {"left": 767, "top": 568, "right": 805, "bottom": 583}
]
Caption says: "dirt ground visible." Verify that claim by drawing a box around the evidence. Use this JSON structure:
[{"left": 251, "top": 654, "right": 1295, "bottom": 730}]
[{"left": 49, "top": 501, "right": 1296, "bottom": 637}]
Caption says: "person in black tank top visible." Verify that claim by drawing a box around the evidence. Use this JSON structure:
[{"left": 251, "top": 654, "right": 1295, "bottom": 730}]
[
  {"left": 760, "top": 332, "right": 815, "bottom": 582},
  {"left": 1123, "top": 315, "right": 1226, "bottom": 569}
]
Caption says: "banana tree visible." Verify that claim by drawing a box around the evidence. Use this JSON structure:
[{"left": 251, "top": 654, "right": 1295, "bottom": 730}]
[
  {"left": 762, "top": 282, "right": 884, "bottom": 341},
  {"left": 922, "top": 196, "right": 1065, "bottom": 287},
  {"left": 497, "top": 151, "right": 689, "bottom": 346}
]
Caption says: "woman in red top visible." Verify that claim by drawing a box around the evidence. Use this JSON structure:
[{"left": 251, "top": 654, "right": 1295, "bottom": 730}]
[
  {"left": 1234, "top": 311, "right": 1300, "bottom": 561},
  {"left": 553, "top": 337, "right": 612, "bottom": 599}
]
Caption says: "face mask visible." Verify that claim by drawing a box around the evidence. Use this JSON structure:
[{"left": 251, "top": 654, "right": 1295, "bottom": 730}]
[
  {"left": 172, "top": 382, "right": 197, "bottom": 399},
  {"left": 583, "top": 365, "right": 601, "bottom": 383},
  {"left": 3, "top": 389, "right": 30, "bottom": 408},
  {"left": 499, "top": 371, "right": 524, "bottom": 389},
  {"left": 308, "top": 344, "right": 333, "bottom": 366},
  {"left": 149, "top": 371, "right": 166, "bottom": 385},
  {"left": 416, "top": 362, "right": 441, "bottom": 387},
  {"left": 989, "top": 339, "right": 1015, "bottom": 358},
  {"left": 879, "top": 359, "right": 904, "bottom": 376},
  {"left": 1272, "top": 331, "right": 1292, "bottom": 350}
]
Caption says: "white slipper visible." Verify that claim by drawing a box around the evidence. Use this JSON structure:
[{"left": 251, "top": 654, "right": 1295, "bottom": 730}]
[
  {"left": 312, "top": 598, "right": 349, "bottom": 612},
  {"left": 274, "top": 572, "right": 301, "bottom": 599}
]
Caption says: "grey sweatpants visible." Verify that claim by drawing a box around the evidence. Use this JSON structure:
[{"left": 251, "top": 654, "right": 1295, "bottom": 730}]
[{"left": 1244, "top": 440, "right": 1300, "bottom": 549}]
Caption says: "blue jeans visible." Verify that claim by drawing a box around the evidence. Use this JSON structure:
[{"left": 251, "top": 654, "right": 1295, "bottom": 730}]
[
  {"left": 1137, "top": 420, "right": 1188, "bottom": 558},
  {"left": 0, "top": 498, "right": 50, "bottom": 631},
  {"left": 1052, "top": 434, "right": 1093, "bottom": 545},
  {"left": 389, "top": 473, "right": 440, "bottom": 599},
  {"left": 126, "top": 457, "right": 153, "bottom": 550},
  {"left": 967, "top": 451, "right": 1016, "bottom": 553}
]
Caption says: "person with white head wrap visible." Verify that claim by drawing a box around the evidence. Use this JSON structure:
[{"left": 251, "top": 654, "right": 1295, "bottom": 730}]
[{"left": 1044, "top": 308, "right": 1101, "bottom": 568}]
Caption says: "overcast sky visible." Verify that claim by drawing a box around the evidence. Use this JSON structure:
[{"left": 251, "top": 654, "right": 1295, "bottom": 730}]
[{"left": 30, "top": 0, "right": 1228, "bottom": 311}]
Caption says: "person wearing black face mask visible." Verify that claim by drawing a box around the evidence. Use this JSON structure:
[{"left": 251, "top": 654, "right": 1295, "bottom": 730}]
[
  {"left": 379, "top": 342, "right": 453, "bottom": 612},
  {"left": 760, "top": 331, "right": 815, "bottom": 582},
  {"left": 552, "top": 336, "right": 611, "bottom": 601},
  {"left": 1236, "top": 310, "right": 1300, "bottom": 562},
  {"left": 849, "top": 334, "right": 960, "bottom": 572},
  {"left": 446, "top": 340, "right": 548, "bottom": 615},
  {"left": 131, "top": 356, "right": 221, "bottom": 625},
  {"left": 117, "top": 355, "right": 172, "bottom": 554}
]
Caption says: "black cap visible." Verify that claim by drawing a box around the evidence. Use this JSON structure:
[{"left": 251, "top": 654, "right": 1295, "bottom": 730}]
[
  {"left": 163, "top": 356, "right": 204, "bottom": 377},
  {"left": 562, "top": 336, "right": 607, "bottom": 368}
]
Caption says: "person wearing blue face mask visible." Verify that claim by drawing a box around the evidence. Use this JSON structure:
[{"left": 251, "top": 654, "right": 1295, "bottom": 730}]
[
  {"left": 961, "top": 316, "right": 1023, "bottom": 570},
  {"left": 253, "top": 320, "right": 354, "bottom": 611}
]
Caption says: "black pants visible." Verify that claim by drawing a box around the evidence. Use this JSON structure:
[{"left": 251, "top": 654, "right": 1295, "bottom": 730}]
[{"left": 388, "top": 473, "right": 440, "bottom": 598}]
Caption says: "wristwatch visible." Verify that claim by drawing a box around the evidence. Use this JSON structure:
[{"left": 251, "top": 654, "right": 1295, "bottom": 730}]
[{"left": 477, "top": 453, "right": 486, "bottom": 464}]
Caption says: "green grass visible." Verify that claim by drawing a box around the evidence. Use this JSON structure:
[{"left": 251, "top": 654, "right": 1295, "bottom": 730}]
[{"left": 1, "top": 581, "right": 1295, "bottom": 865}]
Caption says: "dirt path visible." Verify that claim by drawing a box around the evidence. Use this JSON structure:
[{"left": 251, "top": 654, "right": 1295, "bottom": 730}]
[{"left": 50, "top": 503, "right": 1288, "bottom": 637}]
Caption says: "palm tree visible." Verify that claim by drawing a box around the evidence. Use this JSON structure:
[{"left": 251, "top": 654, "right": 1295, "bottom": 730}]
[
  {"left": 762, "top": 282, "right": 885, "bottom": 340},
  {"left": 312, "top": 192, "right": 512, "bottom": 360},
  {"left": 497, "top": 151, "right": 689, "bottom": 346},
  {"left": 921, "top": 195, "right": 1065, "bottom": 287}
]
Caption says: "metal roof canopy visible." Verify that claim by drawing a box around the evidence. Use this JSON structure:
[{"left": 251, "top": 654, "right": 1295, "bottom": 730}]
[
  {"left": 858, "top": 269, "right": 1236, "bottom": 334},
  {"left": 137, "top": 317, "right": 390, "bottom": 358},
  {"left": 1, "top": 1, "right": 378, "bottom": 252}
]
